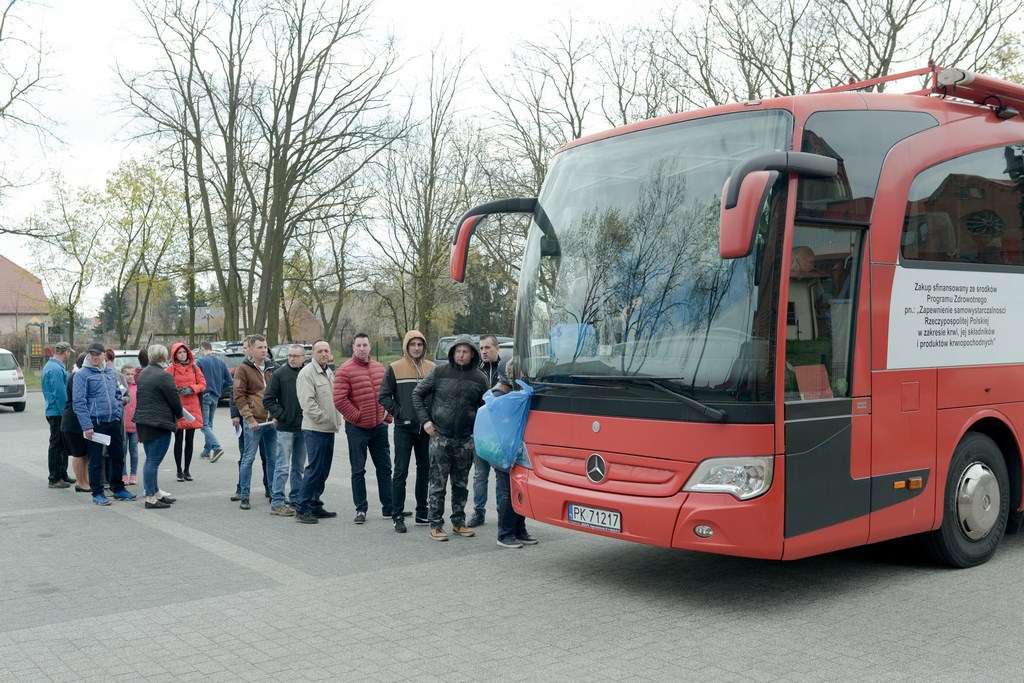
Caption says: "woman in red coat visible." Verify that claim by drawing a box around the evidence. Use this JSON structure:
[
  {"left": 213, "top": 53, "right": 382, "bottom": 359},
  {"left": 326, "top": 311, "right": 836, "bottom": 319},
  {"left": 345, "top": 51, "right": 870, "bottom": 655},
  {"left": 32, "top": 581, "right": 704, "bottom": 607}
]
[{"left": 167, "top": 342, "right": 206, "bottom": 482}]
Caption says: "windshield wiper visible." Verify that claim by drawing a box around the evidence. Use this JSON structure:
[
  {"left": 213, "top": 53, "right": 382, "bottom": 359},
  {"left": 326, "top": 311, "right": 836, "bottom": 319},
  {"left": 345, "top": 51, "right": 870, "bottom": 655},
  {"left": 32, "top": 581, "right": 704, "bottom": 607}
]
[{"left": 569, "top": 375, "right": 728, "bottom": 423}]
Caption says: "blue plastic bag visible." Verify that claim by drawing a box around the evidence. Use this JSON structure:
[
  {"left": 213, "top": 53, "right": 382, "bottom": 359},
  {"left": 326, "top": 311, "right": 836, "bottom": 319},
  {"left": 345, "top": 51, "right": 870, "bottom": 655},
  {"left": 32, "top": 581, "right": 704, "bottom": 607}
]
[{"left": 473, "top": 380, "right": 534, "bottom": 471}]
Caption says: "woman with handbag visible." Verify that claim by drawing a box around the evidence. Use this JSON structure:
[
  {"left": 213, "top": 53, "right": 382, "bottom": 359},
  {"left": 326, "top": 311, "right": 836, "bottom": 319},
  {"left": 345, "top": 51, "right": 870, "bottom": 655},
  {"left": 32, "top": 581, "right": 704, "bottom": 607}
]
[{"left": 166, "top": 342, "right": 206, "bottom": 482}]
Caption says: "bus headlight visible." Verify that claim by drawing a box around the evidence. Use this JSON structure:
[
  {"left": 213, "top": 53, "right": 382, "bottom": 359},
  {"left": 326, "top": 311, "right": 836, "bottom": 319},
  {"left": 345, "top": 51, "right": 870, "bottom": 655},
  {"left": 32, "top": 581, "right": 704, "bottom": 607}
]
[
  {"left": 682, "top": 456, "right": 773, "bottom": 500},
  {"left": 515, "top": 444, "right": 533, "bottom": 470}
]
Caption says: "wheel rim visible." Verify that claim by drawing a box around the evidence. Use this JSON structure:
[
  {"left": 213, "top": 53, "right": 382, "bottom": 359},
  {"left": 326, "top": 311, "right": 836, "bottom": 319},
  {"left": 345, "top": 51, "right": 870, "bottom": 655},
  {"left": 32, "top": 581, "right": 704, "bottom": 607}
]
[{"left": 955, "top": 461, "right": 1000, "bottom": 541}]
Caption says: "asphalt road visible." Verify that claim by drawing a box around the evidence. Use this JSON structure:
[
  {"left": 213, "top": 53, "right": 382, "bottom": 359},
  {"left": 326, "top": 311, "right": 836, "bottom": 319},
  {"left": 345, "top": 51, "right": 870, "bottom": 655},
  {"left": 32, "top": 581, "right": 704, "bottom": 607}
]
[{"left": 2, "top": 391, "right": 1023, "bottom": 682}]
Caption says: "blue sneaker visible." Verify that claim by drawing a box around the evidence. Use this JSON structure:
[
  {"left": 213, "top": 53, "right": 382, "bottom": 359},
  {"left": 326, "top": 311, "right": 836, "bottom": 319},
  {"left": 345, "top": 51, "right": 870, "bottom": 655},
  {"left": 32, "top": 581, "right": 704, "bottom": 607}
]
[
  {"left": 112, "top": 490, "right": 138, "bottom": 502},
  {"left": 93, "top": 494, "right": 112, "bottom": 506}
]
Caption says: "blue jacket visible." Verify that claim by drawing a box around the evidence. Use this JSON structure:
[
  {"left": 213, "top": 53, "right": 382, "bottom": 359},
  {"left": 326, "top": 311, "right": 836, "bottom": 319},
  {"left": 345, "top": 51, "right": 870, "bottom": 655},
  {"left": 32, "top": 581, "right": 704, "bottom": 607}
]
[
  {"left": 41, "top": 357, "right": 69, "bottom": 416},
  {"left": 72, "top": 362, "right": 124, "bottom": 430},
  {"left": 196, "top": 353, "right": 233, "bottom": 397}
]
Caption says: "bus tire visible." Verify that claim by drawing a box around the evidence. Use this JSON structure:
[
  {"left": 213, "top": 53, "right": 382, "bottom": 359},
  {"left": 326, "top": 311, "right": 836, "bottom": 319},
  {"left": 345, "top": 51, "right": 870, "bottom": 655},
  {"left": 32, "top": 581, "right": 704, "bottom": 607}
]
[{"left": 923, "top": 432, "right": 1009, "bottom": 568}]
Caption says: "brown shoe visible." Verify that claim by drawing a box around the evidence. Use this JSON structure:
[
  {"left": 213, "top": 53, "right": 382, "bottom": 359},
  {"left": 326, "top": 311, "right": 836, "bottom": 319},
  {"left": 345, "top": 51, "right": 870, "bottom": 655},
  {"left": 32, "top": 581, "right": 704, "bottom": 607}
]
[
  {"left": 270, "top": 505, "right": 292, "bottom": 516},
  {"left": 451, "top": 525, "right": 475, "bottom": 537},
  {"left": 429, "top": 527, "right": 449, "bottom": 542}
]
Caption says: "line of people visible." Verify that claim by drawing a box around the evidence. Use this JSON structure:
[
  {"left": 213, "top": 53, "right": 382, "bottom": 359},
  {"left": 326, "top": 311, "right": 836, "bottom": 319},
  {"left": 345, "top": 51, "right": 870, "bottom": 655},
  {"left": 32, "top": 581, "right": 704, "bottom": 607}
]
[{"left": 42, "top": 332, "right": 537, "bottom": 548}]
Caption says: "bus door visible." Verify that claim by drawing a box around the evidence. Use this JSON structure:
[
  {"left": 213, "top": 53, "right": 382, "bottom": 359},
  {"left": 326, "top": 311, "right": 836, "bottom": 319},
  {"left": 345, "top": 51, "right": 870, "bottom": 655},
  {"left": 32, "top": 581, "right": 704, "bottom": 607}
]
[
  {"left": 782, "top": 225, "right": 871, "bottom": 556},
  {"left": 867, "top": 261, "right": 937, "bottom": 543}
]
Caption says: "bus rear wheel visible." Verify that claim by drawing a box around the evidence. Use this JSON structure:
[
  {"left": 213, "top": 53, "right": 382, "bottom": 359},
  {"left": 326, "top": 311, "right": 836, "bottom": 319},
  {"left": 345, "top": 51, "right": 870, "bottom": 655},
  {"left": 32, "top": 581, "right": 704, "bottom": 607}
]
[{"left": 923, "top": 432, "right": 1009, "bottom": 568}]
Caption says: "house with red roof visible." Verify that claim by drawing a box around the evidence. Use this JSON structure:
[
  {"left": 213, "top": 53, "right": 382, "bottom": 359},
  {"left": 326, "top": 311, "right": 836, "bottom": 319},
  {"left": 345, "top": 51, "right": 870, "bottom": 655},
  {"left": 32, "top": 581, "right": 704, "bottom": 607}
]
[{"left": 0, "top": 255, "right": 50, "bottom": 335}]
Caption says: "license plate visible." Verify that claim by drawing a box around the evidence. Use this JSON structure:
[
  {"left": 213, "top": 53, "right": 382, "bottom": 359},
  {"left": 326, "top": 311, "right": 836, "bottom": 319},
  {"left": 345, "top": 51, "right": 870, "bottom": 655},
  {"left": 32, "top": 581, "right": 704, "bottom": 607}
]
[{"left": 567, "top": 503, "right": 621, "bottom": 532}]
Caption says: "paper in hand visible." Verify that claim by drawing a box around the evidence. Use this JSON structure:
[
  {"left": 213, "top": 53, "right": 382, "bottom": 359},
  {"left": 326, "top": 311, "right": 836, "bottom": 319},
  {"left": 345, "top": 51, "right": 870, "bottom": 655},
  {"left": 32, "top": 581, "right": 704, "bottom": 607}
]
[
  {"left": 182, "top": 408, "right": 195, "bottom": 423},
  {"left": 85, "top": 431, "right": 111, "bottom": 446},
  {"left": 235, "top": 424, "right": 242, "bottom": 438}
]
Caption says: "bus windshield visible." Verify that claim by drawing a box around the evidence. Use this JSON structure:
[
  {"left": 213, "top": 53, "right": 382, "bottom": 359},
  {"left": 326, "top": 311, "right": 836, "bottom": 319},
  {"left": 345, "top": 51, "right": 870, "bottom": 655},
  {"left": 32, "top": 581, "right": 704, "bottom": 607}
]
[{"left": 516, "top": 110, "right": 792, "bottom": 416}]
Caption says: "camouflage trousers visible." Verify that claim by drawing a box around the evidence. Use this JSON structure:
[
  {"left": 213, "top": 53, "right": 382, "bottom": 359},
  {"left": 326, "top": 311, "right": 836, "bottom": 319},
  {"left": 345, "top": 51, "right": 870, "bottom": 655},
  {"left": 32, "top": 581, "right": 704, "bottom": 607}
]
[{"left": 427, "top": 434, "right": 475, "bottom": 529}]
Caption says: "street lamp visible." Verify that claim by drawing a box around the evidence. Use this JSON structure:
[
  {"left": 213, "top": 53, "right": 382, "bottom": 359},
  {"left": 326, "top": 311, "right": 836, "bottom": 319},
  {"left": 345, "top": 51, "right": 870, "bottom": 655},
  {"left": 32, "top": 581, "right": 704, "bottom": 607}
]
[{"left": 201, "top": 308, "right": 214, "bottom": 335}]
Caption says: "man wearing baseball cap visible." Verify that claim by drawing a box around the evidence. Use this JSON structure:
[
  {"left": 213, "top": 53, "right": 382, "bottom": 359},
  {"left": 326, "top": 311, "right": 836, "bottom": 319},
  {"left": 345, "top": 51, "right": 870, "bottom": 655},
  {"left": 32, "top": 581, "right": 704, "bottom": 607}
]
[
  {"left": 72, "top": 342, "right": 137, "bottom": 505},
  {"left": 42, "top": 342, "right": 75, "bottom": 489}
]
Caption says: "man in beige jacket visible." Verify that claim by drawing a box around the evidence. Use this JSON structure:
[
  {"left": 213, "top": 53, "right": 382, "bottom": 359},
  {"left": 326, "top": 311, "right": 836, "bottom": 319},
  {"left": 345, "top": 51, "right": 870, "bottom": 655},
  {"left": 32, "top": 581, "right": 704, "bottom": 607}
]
[{"left": 293, "top": 340, "right": 342, "bottom": 524}]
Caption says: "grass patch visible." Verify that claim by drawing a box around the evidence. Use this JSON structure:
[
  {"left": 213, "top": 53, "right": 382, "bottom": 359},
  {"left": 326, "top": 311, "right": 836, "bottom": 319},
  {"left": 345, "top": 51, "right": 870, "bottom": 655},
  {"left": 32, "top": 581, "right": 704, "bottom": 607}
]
[{"left": 24, "top": 369, "right": 42, "bottom": 392}]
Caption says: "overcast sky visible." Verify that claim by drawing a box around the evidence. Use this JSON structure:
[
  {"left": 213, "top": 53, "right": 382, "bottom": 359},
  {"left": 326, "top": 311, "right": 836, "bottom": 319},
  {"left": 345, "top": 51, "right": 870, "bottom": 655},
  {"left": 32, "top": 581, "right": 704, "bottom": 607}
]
[{"left": 1, "top": 0, "right": 672, "bottom": 310}]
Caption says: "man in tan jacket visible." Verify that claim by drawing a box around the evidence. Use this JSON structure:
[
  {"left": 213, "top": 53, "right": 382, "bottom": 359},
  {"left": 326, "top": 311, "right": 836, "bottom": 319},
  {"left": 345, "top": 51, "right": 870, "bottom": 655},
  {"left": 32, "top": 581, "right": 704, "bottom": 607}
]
[
  {"left": 293, "top": 340, "right": 342, "bottom": 524},
  {"left": 233, "top": 334, "right": 277, "bottom": 510}
]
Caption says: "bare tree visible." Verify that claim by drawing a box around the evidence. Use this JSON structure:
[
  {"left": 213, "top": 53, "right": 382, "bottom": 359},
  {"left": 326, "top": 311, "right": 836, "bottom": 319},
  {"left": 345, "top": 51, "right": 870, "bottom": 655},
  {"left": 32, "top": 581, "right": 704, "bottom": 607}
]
[
  {"left": 121, "top": 0, "right": 263, "bottom": 340},
  {"left": 369, "top": 51, "right": 482, "bottom": 343},
  {"left": 285, "top": 186, "right": 366, "bottom": 345},
  {"left": 485, "top": 16, "right": 599, "bottom": 197},
  {"left": 242, "top": 0, "right": 401, "bottom": 344},
  {"left": 597, "top": 23, "right": 687, "bottom": 127},
  {"left": 0, "top": 0, "right": 55, "bottom": 209}
]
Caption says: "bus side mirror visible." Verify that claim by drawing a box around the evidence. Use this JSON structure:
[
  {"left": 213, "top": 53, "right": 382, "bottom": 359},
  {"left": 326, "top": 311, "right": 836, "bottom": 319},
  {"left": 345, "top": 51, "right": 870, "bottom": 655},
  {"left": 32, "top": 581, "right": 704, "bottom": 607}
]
[
  {"left": 450, "top": 213, "right": 488, "bottom": 283},
  {"left": 450, "top": 197, "right": 538, "bottom": 282},
  {"left": 720, "top": 170, "right": 777, "bottom": 259}
]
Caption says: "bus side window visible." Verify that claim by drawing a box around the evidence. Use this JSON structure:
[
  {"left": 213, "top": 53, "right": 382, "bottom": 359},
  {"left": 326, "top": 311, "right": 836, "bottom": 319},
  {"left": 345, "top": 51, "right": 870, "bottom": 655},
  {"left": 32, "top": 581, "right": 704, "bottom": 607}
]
[{"left": 904, "top": 144, "right": 1024, "bottom": 267}]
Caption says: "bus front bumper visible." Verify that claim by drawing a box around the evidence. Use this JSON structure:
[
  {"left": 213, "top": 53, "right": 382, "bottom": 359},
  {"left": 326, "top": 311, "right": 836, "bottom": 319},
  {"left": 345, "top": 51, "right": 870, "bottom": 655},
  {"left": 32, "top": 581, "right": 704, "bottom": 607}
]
[{"left": 511, "top": 465, "right": 785, "bottom": 560}]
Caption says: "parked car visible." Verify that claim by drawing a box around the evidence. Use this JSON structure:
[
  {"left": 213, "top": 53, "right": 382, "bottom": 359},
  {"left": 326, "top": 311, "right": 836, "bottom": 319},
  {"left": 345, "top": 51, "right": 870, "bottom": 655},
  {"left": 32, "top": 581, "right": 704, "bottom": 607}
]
[
  {"left": 109, "top": 349, "right": 141, "bottom": 373},
  {"left": 499, "top": 338, "right": 550, "bottom": 360},
  {"left": 269, "top": 342, "right": 311, "bottom": 364},
  {"left": 0, "top": 347, "right": 27, "bottom": 412},
  {"left": 434, "top": 335, "right": 512, "bottom": 366},
  {"left": 269, "top": 341, "right": 334, "bottom": 370},
  {"left": 213, "top": 349, "right": 247, "bottom": 403}
]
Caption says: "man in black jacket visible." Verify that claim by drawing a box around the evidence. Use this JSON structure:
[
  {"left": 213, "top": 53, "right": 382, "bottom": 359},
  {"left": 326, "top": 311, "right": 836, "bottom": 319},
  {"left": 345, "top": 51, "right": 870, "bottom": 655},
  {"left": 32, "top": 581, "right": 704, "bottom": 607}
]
[
  {"left": 412, "top": 334, "right": 488, "bottom": 541},
  {"left": 379, "top": 330, "right": 435, "bottom": 533},
  {"left": 263, "top": 344, "right": 306, "bottom": 516}
]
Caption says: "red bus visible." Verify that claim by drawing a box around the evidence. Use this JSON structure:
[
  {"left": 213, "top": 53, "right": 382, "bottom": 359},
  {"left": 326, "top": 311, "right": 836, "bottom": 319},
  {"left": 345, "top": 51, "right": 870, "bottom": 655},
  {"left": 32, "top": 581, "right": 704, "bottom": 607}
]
[{"left": 450, "top": 66, "right": 1024, "bottom": 567}]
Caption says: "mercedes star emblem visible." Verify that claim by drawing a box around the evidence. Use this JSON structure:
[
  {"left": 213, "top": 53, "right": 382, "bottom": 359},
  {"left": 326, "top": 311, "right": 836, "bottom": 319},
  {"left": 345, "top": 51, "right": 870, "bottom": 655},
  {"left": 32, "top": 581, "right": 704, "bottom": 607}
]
[{"left": 586, "top": 453, "right": 607, "bottom": 484}]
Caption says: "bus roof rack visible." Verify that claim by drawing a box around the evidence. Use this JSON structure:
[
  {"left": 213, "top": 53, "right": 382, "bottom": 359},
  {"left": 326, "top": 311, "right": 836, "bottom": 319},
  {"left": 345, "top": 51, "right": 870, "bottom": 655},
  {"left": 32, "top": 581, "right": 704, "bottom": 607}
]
[
  {"left": 811, "top": 61, "right": 1024, "bottom": 120},
  {"left": 811, "top": 63, "right": 939, "bottom": 95}
]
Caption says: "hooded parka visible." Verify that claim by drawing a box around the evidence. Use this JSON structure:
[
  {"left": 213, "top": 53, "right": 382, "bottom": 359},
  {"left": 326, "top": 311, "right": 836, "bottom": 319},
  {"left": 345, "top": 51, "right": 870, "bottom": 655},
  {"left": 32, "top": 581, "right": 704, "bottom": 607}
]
[{"left": 166, "top": 342, "right": 205, "bottom": 430}]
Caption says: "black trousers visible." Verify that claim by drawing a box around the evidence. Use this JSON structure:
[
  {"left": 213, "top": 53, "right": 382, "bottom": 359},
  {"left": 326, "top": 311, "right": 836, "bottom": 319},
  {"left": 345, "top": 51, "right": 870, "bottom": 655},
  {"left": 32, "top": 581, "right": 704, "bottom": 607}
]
[{"left": 46, "top": 416, "right": 70, "bottom": 483}]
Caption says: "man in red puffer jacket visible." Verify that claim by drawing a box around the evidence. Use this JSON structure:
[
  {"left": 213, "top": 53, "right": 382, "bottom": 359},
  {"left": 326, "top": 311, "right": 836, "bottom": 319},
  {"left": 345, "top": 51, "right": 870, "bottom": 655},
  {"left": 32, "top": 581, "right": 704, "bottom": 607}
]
[{"left": 333, "top": 332, "right": 393, "bottom": 525}]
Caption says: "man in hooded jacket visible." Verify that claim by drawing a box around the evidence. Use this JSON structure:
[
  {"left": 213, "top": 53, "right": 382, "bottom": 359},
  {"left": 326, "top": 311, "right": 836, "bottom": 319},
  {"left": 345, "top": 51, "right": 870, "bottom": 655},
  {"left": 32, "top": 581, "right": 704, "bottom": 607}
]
[
  {"left": 379, "top": 330, "right": 435, "bottom": 533},
  {"left": 412, "top": 334, "right": 488, "bottom": 541}
]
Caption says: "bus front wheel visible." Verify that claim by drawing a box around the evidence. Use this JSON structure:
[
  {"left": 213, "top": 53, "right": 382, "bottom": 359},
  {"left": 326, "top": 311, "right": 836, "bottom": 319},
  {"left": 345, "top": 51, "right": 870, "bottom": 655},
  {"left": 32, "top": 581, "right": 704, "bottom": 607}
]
[{"left": 923, "top": 432, "right": 1009, "bottom": 568}]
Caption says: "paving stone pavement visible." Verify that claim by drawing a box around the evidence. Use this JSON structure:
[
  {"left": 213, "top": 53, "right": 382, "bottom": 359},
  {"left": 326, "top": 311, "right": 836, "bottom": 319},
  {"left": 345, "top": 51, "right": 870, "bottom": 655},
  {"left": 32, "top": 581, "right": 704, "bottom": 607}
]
[{"left": 4, "top": 391, "right": 1024, "bottom": 681}]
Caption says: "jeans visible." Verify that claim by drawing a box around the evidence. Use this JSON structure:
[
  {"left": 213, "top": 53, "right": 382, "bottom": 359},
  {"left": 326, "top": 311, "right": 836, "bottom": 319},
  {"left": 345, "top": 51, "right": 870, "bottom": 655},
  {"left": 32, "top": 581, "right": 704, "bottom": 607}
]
[
  {"left": 88, "top": 421, "right": 126, "bottom": 496},
  {"left": 124, "top": 432, "right": 139, "bottom": 475},
  {"left": 495, "top": 468, "right": 527, "bottom": 540},
  {"left": 273, "top": 430, "right": 306, "bottom": 507},
  {"left": 239, "top": 421, "right": 278, "bottom": 498},
  {"left": 472, "top": 454, "right": 495, "bottom": 516},
  {"left": 345, "top": 423, "right": 393, "bottom": 515},
  {"left": 392, "top": 428, "right": 429, "bottom": 519},
  {"left": 297, "top": 430, "right": 335, "bottom": 515},
  {"left": 235, "top": 425, "right": 268, "bottom": 494},
  {"left": 142, "top": 431, "right": 172, "bottom": 497},
  {"left": 200, "top": 392, "right": 222, "bottom": 454},
  {"left": 46, "top": 415, "right": 69, "bottom": 483}
]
